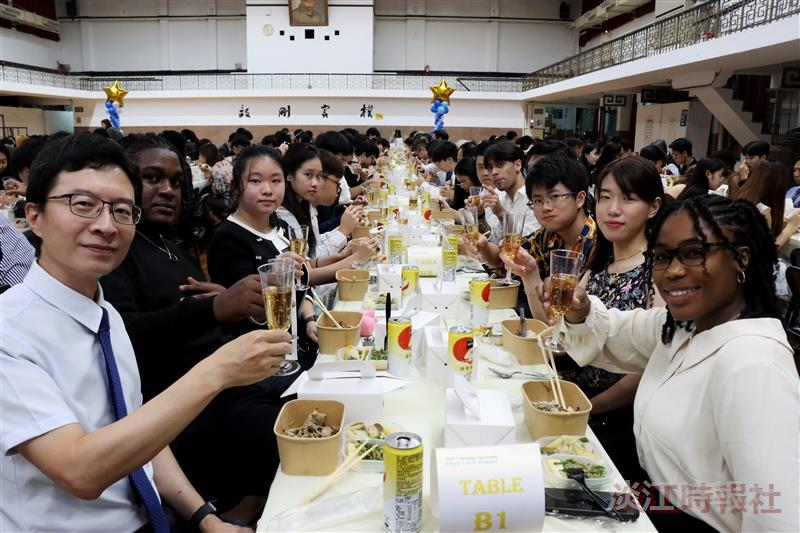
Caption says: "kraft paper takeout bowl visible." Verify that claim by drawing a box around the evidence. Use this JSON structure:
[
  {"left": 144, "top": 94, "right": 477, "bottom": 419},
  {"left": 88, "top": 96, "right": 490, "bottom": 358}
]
[
  {"left": 274, "top": 399, "right": 346, "bottom": 476},
  {"left": 500, "top": 318, "right": 549, "bottom": 365},
  {"left": 522, "top": 380, "right": 592, "bottom": 440},
  {"left": 317, "top": 311, "right": 363, "bottom": 354},
  {"left": 488, "top": 280, "right": 520, "bottom": 309},
  {"left": 336, "top": 269, "right": 370, "bottom": 301}
]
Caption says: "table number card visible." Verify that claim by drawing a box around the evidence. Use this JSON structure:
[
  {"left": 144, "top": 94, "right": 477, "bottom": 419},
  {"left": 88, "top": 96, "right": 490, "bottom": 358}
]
[{"left": 435, "top": 444, "right": 544, "bottom": 532}]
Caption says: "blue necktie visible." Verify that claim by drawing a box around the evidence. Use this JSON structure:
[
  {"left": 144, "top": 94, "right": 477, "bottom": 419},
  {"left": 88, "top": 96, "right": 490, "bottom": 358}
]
[{"left": 98, "top": 309, "right": 171, "bottom": 533}]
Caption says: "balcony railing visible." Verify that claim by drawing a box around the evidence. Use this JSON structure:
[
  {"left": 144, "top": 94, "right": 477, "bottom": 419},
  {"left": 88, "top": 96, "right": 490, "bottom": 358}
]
[
  {"left": 522, "top": 0, "right": 800, "bottom": 91},
  {"left": 2, "top": 0, "right": 795, "bottom": 96},
  {"left": 0, "top": 64, "right": 523, "bottom": 93}
]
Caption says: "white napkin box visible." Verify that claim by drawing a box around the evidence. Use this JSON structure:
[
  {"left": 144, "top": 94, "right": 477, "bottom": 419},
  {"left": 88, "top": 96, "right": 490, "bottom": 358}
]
[
  {"left": 281, "top": 361, "right": 408, "bottom": 426},
  {"left": 444, "top": 388, "right": 516, "bottom": 448},
  {"left": 419, "top": 278, "right": 462, "bottom": 318},
  {"left": 377, "top": 263, "right": 402, "bottom": 300}
]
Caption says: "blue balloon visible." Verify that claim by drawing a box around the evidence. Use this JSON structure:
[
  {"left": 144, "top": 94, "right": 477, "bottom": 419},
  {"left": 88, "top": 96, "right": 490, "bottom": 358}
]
[
  {"left": 441, "top": 102, "right": 449, "bottom": 111},
  {"left": 431, "top": 104, "right": 439, "bottom": 113}
]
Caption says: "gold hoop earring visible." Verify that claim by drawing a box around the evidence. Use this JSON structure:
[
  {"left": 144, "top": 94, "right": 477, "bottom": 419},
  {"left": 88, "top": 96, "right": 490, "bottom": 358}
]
[{"left": 737, "top": 270, "right": 746, "bottom": 284}]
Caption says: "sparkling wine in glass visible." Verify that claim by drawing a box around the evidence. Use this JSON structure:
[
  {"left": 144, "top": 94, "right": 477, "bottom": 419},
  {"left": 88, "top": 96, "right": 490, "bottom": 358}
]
[
  {"left": 501, "top": 212, "right": 526, "bottom": 284},
  {"left": 258, "top": 259, "right": 300, "bottom": 376},
  {"left": 468, "top": 186, "right": 482, "bottom": 208},
  {"left": 462, "top": 206, "right": 480, "bottom": 247},
  {"left": 548, "top": 249, "right": 583, "bottom": 352},
  {"left": 289, "top": 225, "right": 310, "bottom": 291}
]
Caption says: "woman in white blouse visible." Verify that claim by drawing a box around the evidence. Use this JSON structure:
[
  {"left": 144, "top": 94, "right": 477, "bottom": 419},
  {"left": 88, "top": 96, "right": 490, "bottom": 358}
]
[{"left": 535, "top": 194, "right": 799, "bottom": 532}]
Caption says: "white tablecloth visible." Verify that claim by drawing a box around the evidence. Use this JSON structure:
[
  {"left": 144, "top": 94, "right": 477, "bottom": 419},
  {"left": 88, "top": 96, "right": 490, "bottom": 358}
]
[{"left": 256, "top": 273, "right": 657, "bottom": 532}]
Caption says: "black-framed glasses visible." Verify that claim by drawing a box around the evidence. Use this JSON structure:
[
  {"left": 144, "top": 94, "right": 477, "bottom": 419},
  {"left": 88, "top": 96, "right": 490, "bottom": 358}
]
[
  {"left": 651, "top": 242, "right": 730, "bottom": 270},
  {"left": 528, "top": 191, "right": 579, "bottom": 209},
  {"left": 47, "top": 193, "right": 142, "bottom": 225}
]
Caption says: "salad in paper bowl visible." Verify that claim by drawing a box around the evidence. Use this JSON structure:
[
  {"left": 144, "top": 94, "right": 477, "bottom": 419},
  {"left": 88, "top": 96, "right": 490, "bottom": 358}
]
[{"left": 342, "top": 421, "right": 400, "bottom": 471}]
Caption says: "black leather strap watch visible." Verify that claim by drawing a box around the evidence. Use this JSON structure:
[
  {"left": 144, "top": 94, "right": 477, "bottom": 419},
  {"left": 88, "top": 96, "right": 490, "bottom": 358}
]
[{"left": 190, "top": 501, "right": 218, "bottom": 530}]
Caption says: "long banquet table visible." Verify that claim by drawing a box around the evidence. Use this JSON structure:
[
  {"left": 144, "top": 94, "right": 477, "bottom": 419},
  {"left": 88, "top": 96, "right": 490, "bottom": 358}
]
[{"left": 256, "top": 271, "right": 657, "bottom": 532}]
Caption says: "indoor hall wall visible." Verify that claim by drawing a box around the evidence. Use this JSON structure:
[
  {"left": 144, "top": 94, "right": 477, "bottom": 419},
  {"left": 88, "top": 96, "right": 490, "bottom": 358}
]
[
  {"left": 634, "top": 99, "right": 710, "bottom": 156},
  {"left": 374, "top": 0, "right": 580, "bottom": 74},
  {"left": 58, "top": 18, "right": 246, "bottom": 72},
  {"left": 246, "top": 0, "right": 374, "bottom": 74},
  {"left": 121, "top": 125, "right": 512, "bottom": 145},
  {"left": 75, "top": 93, "right": 524, "bottom": 134},
  {"left": 56, "top": 0, "right": 246, "bottom": 72},
  {"left": 0, "top": 106, "right": 74, "bottom": 136},
  {"left": 0, "top": 27, "right": 62, "bottom": 69}
]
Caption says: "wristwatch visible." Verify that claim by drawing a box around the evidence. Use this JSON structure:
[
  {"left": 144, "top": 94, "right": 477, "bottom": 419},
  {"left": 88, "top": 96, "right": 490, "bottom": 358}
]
[
  {"left": 190, "top": 501, "right": 218, "bottom": 530},
  {"left": 303, "top": 314, "right": 318, "bottom": 325}
]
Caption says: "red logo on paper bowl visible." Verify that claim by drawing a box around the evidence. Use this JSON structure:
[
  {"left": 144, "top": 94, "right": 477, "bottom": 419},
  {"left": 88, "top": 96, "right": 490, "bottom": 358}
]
[{"left": 423, "top": 209, "right": 432, "bottom": 220}]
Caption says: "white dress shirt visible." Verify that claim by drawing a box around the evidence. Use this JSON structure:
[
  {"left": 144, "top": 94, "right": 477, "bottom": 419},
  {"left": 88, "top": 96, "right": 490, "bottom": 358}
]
[
  {"left": 484, "top": 186, "right": 541, "bottom": 244},
  {"left": 338, "top": 177, "right": 352, "bottom": 205},
  {"left": 310, "top": 205, "right": 347, "bottom": 258},
  {"left": 1, "top": 262, "right": 152, "bottom": 531},
  {"left": 277, "top": 207, "right": 347, "bottom": 260},
  {"left": 565, "top": 297, "right": 800, "bottom": 532}
]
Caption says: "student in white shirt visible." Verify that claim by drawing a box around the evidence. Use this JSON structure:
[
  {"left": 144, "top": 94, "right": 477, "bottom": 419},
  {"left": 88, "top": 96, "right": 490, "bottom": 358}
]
[
  {"left": 537, "top": 194, "right": 799, "bottom": 532},
  {"left": 0, "top": 133, "right": 290, "bottom": 532},
  {"left": 424, "top": 140, "right": 458, "bottom": 186},
  {"left": 480, "top": 140, "right": 540, "bottom": 243},
  {"left": 280, "top": 144, "right": 378, "bottom": 278}
]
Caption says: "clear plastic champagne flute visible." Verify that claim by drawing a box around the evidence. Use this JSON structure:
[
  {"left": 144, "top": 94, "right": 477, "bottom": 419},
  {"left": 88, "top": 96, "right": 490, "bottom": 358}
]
[
  {"left": 258, "top": 259, "right": 300, "bottom": 376},
  {"left": 548, "top": 249, "right": 584, "bottom": 352},
  {"left": 288, "top": 225, "right": 310, "bottom": 291},
  {"left": 462, "top": 206, "right": 480, "bottom": 247},
  {"left": 500, "top": 212, "right": 525, "bottom": 284}
]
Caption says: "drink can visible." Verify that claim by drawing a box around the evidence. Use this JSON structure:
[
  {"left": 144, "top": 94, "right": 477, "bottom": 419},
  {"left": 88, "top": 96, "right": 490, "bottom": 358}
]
[
  {"left": 401, "top": 266, "right": 419, "bottom": 297},
  {"left": 388, "top": 236, "right": 406, "bottom": 265},
  {"left": 387, "top": 317, "right": 412, "bottom": 377},
  {"left": 384, "top": 432, "right": 423, "bottom": 533},
  {"left": 448, "top": 326, "right": 474, "bottom": 380},
  {"left": 446, "top": 234, "right": 459, "bottom": 250},
  {"left": 470, "top": 276, "right": 491, "bottom": 328}
]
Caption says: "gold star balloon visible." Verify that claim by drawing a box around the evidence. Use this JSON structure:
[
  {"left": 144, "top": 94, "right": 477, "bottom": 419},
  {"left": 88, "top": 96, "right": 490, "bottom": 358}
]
[
  {"left": 103, "top": 80, "right": 128, "bottom": 107},
  {"left": 430, "top": 79, "right": 455, "bottom": 104}
]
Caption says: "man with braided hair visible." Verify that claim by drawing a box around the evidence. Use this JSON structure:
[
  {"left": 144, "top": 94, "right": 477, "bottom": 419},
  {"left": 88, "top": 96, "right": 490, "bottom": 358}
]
[{"left": 541, "top": 195, "right": 798, "bottom": 531}]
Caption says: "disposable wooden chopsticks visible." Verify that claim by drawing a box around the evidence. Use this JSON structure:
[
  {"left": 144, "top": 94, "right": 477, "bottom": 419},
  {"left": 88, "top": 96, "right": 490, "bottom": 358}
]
[
  {"left": 298, "top": 441, "right": 380, "bottom": 506},
  {"left": 309, "top": 288, "right": 343, "bottom": 329},
  {"left": 539, "top": 327, "right": 566, "bottom": 409}
]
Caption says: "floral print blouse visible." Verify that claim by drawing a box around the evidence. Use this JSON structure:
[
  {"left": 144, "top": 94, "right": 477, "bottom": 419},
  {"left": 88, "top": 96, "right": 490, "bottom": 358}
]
[{"left": 573, "top": 260, "right": 654, "bottom": 393}]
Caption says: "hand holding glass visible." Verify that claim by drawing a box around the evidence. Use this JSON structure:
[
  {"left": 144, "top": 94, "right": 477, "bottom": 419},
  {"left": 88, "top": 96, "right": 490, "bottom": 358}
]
[
  {"left": 548, "top": 249, "right": 583, "bottom": 351},
  {"left": 462, "top": 206, "right": 480, "bottom": 247},
  {"left": 258, "top": 260, "right": 300, "bottom": 376},
  {"left": 288, "top": 225, "right": 310, "bottom": 290},
  {"left": 501, "top": 212, "right": 526, "bottom": 284}
]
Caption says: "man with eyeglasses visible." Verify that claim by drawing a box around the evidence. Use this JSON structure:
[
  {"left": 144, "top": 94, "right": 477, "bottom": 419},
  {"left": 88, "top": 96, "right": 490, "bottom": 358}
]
[
  {"left": 468, "top": 156, "right": 595, "bottom": 291},
  {"left": 0, "top": 133, "right": 288, "bottom": 532},
  {"left": 480, "top": 140, "right": 541, "bottom": 244}
]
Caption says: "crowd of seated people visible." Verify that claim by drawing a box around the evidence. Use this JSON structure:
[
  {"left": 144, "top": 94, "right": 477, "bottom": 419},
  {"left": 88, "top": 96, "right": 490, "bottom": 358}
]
[{"left": 0, "top": 125, "right": 798, "bottom": 532}]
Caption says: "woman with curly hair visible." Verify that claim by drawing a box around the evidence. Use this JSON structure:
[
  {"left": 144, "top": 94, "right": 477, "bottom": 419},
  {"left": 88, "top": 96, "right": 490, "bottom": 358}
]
[{"left": 541, "top": 195, "right": 798, "bottom": 532}]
